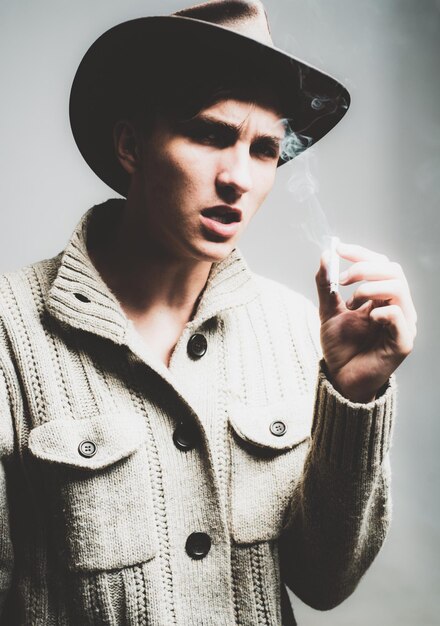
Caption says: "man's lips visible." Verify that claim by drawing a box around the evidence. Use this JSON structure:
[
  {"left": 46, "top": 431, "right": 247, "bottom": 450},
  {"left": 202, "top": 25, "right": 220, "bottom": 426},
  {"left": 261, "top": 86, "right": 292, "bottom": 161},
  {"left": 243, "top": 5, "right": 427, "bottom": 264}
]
[{"left": 200, "top": 205, "right": 242, "bottom": 239}]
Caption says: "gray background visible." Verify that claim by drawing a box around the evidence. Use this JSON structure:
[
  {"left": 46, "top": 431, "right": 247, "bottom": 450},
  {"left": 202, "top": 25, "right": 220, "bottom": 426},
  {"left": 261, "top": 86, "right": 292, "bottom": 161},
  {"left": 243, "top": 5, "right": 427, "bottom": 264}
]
[{"left": 1, "top": 1, "right": 439, "bottom": 624}]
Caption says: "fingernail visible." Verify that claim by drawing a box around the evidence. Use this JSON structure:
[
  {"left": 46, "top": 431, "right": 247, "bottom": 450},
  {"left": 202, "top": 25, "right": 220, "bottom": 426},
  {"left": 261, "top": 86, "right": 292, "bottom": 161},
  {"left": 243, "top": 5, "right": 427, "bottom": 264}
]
[{"left": 339, "top": 270, "right": 348, "bottom": 284}]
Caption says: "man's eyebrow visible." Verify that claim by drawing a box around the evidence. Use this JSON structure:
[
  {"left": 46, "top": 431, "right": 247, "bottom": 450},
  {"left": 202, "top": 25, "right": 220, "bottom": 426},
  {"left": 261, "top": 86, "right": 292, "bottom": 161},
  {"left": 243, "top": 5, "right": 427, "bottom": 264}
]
[{"left": 181, "top": 114, "right": 284, "bottom": 145}]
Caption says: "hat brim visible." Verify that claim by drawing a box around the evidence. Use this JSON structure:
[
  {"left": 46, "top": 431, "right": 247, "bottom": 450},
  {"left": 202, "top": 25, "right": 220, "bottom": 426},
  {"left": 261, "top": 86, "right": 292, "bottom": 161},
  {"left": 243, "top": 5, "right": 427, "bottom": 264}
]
[{"left": 70, "top": 15, "right": 350, "bottom": 197}]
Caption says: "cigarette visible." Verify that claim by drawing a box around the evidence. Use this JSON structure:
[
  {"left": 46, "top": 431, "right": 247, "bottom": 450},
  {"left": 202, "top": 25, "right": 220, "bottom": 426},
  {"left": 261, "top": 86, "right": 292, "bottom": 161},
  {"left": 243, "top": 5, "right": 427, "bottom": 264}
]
[{"left": 329, "top": 236, "right": 340, "bottom": 294}]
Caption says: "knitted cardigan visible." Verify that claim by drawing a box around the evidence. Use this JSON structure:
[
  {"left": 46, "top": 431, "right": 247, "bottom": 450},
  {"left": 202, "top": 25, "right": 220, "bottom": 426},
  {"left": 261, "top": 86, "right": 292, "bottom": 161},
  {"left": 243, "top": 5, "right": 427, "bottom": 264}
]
[{"left": 0, "top": 199, "right": 396, "bottom": 626}]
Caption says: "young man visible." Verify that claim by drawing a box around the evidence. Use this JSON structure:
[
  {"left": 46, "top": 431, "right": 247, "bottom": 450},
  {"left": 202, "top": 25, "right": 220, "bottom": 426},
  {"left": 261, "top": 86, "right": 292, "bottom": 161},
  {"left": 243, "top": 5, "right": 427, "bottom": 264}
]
[{"left": 0, "top": 1, "right": 416, "bottom": 624}]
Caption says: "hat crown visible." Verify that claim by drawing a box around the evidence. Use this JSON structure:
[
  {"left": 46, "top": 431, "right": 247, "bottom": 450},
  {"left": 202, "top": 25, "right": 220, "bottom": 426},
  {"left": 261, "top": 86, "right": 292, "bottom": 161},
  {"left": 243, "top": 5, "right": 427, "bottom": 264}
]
[{"left": 174, "top": 0, "right": 273, "bottom": 46}]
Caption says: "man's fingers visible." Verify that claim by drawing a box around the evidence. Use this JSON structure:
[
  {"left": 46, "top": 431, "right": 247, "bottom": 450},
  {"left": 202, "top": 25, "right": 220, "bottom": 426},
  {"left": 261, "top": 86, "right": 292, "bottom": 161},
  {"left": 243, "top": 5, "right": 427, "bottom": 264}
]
[
  {"left": 337, "top": 241, "right": 389, "bottom": 264},
  {"left": 370, "top": 304, "right": 416, "bottom": 355},
  {"left": 316, "top": 243, "right": 417, "bottom": 333},
  {"left": 339, "top": 260, "right": 406, "bottom": 286},
  {"left": 345, "top": 279, "right": 417, "bottom": 325}
]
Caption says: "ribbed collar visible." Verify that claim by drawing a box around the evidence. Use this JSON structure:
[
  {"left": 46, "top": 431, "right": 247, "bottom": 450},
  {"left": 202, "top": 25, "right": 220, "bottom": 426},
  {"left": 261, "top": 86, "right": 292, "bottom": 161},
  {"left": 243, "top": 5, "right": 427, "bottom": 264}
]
[{"left": 44, "top": 199, "right": 259, "bottom": 347}]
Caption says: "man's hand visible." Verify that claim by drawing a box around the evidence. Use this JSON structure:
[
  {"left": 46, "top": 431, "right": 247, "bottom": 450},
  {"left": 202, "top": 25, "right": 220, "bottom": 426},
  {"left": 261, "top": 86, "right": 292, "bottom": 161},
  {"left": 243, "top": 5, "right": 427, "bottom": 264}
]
[{"left": 316, "top": 241, "right": 417, "bottom": 403}]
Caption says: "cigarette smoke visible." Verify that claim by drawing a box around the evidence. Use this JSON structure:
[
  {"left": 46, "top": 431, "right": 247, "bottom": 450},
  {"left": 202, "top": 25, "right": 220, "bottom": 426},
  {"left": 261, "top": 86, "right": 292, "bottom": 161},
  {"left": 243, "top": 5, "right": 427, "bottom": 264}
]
[{"left": 277, "top": 117, "right": 335, "bottom": 251}]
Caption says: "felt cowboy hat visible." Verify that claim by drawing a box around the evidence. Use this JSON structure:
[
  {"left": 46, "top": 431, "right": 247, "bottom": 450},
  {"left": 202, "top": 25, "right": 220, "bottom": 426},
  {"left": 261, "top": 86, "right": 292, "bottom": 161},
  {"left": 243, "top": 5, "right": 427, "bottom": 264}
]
[{"left": 69, "top": 0, "right": 350, "bottom": 198}]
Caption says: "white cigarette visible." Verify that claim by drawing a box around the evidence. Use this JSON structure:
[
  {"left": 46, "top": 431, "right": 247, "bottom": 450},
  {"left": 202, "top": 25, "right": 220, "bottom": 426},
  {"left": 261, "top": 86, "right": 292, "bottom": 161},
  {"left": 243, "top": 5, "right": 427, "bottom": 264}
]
[{"left": 329, "top": 236, "right": 340, "bottom": 294}]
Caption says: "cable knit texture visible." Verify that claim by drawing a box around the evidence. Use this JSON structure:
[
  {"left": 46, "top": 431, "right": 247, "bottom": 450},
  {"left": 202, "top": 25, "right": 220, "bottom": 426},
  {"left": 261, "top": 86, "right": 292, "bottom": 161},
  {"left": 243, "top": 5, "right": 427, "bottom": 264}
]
[{"left": 0, "top": 199, "right": 396, "bottom": 625}]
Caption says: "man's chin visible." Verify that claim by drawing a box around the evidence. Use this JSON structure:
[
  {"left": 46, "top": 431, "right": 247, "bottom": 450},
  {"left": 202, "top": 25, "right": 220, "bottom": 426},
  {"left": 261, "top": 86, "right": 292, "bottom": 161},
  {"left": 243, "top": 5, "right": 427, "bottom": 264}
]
[{"left": 197, "top": 239, "right": 236, "bottom": 263}]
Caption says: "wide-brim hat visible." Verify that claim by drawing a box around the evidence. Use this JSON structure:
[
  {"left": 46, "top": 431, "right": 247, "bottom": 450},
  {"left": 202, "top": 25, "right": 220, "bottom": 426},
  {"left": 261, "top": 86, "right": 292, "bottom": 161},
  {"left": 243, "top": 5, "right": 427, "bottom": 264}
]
[{"left": 70, "top": 0, "right": 350, "bottom": 198}]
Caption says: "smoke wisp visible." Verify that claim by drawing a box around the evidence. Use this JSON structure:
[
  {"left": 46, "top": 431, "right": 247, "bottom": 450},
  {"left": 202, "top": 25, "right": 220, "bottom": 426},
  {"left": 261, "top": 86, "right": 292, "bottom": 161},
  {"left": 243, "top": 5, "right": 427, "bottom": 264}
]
[{"left": 276, "top": 117, "right": 335, "bottom": 251}]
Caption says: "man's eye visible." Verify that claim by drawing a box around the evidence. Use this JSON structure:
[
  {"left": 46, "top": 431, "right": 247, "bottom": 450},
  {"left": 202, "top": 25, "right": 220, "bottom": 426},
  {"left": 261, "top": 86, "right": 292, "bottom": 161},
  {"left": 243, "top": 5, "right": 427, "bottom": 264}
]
[
  {"left": 201, "top": 131, "right": 221, "bottom": 143},
  {"left": 183, "top": 122, "right": 231, "bottom": 147},
  {"left": 252, "top": 142, "right": 279, "bottom": 159},
  {"left": 196, "top": 128, "right": 228, "bottom": 146}
]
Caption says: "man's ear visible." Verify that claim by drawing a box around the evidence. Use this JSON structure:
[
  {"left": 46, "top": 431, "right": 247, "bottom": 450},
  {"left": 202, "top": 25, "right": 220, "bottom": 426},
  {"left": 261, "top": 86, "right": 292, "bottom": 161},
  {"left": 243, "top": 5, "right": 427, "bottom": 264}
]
[{"left": 113, "top": 120, "right": 141, "bottom": 175}]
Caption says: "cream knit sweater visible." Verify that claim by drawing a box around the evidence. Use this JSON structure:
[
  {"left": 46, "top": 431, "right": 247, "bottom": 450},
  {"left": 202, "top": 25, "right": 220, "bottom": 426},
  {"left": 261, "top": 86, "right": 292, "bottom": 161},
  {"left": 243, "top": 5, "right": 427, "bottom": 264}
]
[{"left": 0, "top": 199, "right": 396, "bottom": 625}]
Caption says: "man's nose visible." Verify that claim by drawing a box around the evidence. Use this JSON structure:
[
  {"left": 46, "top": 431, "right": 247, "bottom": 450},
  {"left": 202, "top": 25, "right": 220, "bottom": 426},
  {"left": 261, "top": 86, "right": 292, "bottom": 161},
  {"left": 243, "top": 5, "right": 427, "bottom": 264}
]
[{"left": 216, "top": 145, "right": 252, "bottom": 197}]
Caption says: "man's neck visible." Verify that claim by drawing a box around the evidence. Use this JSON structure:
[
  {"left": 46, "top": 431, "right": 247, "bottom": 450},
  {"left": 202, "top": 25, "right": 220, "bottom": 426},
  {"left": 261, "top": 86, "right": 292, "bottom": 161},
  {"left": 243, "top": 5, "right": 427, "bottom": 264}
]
[{"left": 86, "top": 201, "right": 212, "bottom": 326}]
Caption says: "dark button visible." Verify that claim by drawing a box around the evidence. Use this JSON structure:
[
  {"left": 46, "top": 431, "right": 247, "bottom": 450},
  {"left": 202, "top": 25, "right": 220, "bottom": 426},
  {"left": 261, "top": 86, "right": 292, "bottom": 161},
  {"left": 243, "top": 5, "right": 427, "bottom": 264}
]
[
  {"left": 74, "top": 292, "right": 90, "bottom": 303},
  {"left": 270, "top": 420, "right": 287, "bottom": 437},
  {"left": 185, "top": 532, "right": 211, "bottom": 560},
  {"left": 78, "top": 440, "right": 97, "bottom": 457},
  {"left": 173, "top": 421, "right": 198, "bottom": 451},
  {"left": 187, "top": 333, "right": 207, "bottom": 359}
]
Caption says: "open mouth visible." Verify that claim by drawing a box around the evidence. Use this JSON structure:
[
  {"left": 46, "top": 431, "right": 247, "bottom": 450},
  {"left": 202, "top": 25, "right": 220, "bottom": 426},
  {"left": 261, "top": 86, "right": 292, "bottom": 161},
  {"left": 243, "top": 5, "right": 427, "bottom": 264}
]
[{"left": 201, "top": 206, "right": 242, "bottom": 224}]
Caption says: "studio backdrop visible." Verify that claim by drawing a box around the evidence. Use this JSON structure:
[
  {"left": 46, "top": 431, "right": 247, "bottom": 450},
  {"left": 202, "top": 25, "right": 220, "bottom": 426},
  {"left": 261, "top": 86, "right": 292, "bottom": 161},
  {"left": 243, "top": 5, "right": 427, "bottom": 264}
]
[{"left": 0, "top": 1, "right": 438, "bottom": 624}]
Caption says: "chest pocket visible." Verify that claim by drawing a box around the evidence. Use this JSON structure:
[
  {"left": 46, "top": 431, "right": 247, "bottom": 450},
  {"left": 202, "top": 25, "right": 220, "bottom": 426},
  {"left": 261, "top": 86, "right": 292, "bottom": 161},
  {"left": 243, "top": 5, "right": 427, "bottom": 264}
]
[
  {"left": 28, "top": 411, "right": 158, "bottom": 572},
  {"left": 228, "top": 396, "right": 313, "bottom": 545}
]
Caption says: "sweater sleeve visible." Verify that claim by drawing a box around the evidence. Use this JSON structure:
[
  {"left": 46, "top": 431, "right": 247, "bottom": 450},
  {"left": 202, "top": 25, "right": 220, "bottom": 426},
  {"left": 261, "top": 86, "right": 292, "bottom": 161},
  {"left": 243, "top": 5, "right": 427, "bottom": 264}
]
[
  {"left": 279, "top": 298, "right": 396, "bottom": 610},
  {"left": 0, "top": 364, "right": 15, "bottom": 615}
]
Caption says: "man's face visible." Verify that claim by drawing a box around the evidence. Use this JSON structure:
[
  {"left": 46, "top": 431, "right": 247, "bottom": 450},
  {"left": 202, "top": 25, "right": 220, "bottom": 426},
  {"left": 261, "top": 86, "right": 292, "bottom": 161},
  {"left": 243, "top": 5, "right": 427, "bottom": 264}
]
[{"left": 133, "top": 98, "right": 284, "bottom": 263}]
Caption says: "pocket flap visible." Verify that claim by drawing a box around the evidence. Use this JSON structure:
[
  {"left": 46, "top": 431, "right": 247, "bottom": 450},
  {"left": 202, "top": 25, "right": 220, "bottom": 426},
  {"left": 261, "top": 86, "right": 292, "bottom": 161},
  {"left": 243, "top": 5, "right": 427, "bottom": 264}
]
[
  {"left": 28, "top": 411, "right": 148, "bottom": 469},
  {"left": 229, "top": 396, "right": 313, "bottom": 451}
]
